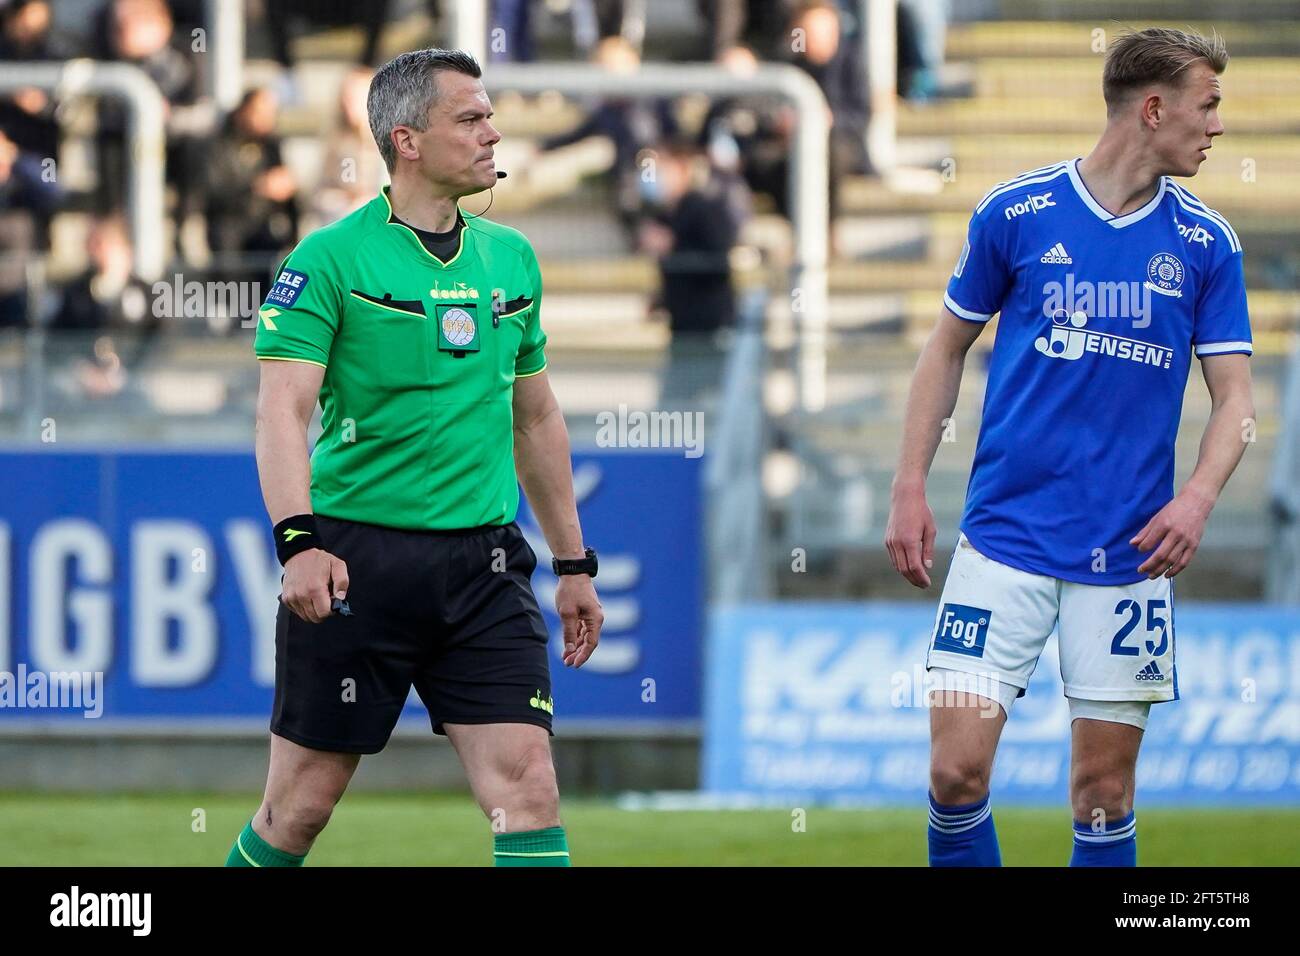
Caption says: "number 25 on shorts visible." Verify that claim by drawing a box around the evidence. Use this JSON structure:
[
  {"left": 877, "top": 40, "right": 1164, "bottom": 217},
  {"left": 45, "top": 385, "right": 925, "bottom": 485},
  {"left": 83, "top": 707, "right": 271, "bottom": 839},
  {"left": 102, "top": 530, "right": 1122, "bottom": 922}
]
[{"left": 1110, "top": 598, "right": 1169, "bottom": 657}]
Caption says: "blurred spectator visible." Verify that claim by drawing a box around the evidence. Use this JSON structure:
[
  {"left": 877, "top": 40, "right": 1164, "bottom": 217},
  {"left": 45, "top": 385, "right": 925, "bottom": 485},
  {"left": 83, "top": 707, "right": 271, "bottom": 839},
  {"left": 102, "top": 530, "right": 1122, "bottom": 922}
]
[
  {"left": 489, "top": 0, "right": 535, "bottom": 63},
  {"left": 703, "top": 2, "right": 870, "bottom": 242},
  {"left": 313, "top": 67, "right": 383, "bottom": 225},
  {"left": 639, "top": 140, "right": 747, "bottom": 330},
  {"left": 538, "top": 36, "right": 678, "bottom": 242},
  {"left": 94, "top": 0, "right": 213, "bottom": 218},
  {"left": 0, "top": 0, "right": 76, "bottom": 160},
  {"left": 494, "top": 0, "right": 644, "bottom": 60},
  {"left": 789, "top": 1, "right": 872, "bottom": 211},
  {"left": 0, "top": 0, "right": 57, "bottom": 56},
  {"left": 50, "top": 215, "right": 153, "bottom": 333},
  {"left": 162, "top": 0, "right": 206, "bottom": 40},
  {"left": 570, "top": 0, "right": 646, "bottom": 57},
  {"left": 263, "top": 0, "right": 392, "bottom": 71},
  {"left": 697, "top": 48, "right": 798, "bottom": 218},
  {"left": 96, "top": 0, "right": 199, "bottom": 99},
  {"left": 698, "top": 0, "right": 797, "bottom": 61},
  {"left": 0, "top": 127, "right": 60, "bottom": 327},
  {"left": 204, "top": 87, "right": 299, "bottom": 287},
  {"left": 897, "top": 0, "right": 949, "bottom": 101},
  {"left": 637, "top": 139, "right": 748, "bottom": 407},
  {"left": 50, "top": 216, "right": 158, "bottom": 399}
]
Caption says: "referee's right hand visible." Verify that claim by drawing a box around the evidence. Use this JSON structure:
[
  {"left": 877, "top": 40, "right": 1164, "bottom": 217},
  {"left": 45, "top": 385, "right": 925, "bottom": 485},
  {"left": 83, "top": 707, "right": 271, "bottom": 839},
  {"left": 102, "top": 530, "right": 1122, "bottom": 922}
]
[{"left": 282, "top": 549, "right": 350, "bottom": 624}]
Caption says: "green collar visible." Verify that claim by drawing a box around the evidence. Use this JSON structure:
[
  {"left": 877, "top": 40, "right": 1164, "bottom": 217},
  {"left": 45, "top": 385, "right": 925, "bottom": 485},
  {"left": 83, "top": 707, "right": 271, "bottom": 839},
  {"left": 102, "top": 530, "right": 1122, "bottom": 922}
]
[{"left": 378, "top": 185, "right": 469, "bottom": 269}]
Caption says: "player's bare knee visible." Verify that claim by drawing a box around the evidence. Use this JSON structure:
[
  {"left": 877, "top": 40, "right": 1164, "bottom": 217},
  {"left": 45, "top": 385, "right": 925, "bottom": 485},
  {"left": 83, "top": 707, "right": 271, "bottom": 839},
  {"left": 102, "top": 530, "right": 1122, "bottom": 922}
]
[
  {"left": 486, "top": 745, "right": 558, "bottom": 822},
  {"left": 476, "top": 745, "right": 556, "bottom": 804},
  {"left": 930, "top": 757, "right": 991, "bottom": 805},
  {"left": 517, "top": 752, "right": 559, "bottom": 803},
  {"left": 278, "top": 794, "right": 337, "bottom": 846},
  {"left": 481, "top": 783, "right": 558, "bottom": 829},
  {"left": 1070, "top": 770, "right": 1131, "bottom": 820},
  {"left": 522, "top": 767, "right": 560, "bottom": 815}
]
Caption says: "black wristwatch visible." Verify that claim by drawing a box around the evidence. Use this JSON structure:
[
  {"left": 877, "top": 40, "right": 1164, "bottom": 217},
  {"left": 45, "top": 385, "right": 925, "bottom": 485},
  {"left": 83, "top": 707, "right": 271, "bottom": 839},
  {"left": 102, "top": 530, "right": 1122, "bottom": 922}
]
[{"left": 552, "top": 547, "right": 598, "bottom": 578}]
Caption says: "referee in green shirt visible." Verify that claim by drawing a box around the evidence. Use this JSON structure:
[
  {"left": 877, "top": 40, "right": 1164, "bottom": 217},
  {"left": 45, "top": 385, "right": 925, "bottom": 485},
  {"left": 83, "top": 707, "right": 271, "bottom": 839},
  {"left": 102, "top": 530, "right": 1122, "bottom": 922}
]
[{"left": 226, "top": 49, "right": 602, "bottom": 868}]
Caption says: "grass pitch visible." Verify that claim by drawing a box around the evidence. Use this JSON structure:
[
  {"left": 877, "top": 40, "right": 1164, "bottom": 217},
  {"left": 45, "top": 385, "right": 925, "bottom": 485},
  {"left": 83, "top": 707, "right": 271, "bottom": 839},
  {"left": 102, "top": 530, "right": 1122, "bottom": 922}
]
[{"left": 1, "top": 793, "right": 1296, "bottom": 866}]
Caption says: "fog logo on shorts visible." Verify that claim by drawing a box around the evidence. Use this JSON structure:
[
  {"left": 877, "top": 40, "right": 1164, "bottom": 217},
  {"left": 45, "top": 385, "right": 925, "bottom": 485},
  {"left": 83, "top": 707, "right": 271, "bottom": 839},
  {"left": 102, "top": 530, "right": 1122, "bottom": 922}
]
[{"left": 933, "top": 603, "right": 992, "bottom": 658}]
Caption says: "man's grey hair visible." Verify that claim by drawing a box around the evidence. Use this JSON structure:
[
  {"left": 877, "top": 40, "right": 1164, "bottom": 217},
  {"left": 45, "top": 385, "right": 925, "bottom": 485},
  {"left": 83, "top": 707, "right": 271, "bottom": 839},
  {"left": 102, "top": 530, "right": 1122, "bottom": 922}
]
[{"left": 367, "top": 48, "right": 482, "bottom": 171}]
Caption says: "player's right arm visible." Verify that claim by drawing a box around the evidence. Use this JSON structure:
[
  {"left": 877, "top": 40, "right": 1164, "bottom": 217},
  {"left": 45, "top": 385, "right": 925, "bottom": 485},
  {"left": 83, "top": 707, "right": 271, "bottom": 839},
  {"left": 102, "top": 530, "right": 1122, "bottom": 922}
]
[
  {"left": 252, "top": 231, "right": 350, "bottom": 623},
  {"left": 885, "top": 310, "right": 985, "bottom": 588},
  {"left": 885, "top": 199, "right": 1011, "bottom": 587},
  {"left": 255, "top": 359, "right": 348, "bottom": 624}
]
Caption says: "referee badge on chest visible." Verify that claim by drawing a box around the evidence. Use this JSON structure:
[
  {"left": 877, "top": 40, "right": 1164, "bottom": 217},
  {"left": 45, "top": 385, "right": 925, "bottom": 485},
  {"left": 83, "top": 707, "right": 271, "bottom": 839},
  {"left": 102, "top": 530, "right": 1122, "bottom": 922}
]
[{"left": 436, "top": 303, "right": 481, "bottom": 356}]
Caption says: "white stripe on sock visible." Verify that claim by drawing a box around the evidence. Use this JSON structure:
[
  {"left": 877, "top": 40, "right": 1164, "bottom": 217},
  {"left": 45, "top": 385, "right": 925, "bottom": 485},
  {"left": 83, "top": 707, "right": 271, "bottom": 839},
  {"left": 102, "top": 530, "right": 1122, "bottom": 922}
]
[
  {"left": 1073, "top": 820, "right": 1137, "bottom": 844},
  {"left": 929, "top": 803, "right": 992, "bottom": 834},
  {"left": 928, "top": 801, "right": 988, "bottom": 822}
]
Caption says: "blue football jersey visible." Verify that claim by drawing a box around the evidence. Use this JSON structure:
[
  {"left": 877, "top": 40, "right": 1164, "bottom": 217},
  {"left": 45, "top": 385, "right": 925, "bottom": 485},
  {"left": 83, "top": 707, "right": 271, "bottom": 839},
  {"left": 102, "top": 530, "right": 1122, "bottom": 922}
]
[{"left": 945, "top": 159, "right": 1252, "bottom": 584}]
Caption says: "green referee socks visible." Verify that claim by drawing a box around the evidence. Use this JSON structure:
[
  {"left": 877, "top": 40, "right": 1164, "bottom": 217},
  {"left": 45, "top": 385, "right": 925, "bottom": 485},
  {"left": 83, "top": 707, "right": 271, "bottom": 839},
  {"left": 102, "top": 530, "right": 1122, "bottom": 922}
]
[
  {"left": 224, "top": 819, "right": 307, "bottom": 867},
  {"left": 493, "top": 826, "right": 571, "bottom": 867}
]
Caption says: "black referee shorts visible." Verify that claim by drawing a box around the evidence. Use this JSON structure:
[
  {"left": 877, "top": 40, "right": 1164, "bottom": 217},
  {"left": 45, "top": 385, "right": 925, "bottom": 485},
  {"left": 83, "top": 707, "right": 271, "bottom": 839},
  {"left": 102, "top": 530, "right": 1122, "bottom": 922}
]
[{"left": 271, "top": 516, "right": 553, "bottom": 754}]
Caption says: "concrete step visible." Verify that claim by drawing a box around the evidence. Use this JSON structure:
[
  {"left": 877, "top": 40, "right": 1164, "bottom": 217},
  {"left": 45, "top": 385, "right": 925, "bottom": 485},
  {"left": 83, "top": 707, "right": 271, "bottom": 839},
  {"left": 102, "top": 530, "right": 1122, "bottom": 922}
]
[
  {"left": 996, "top": 0, "right": 1300, "bottom": 21},
  {"left": 973, "top": 57, "right": 1300, "bottom": 99},
  {"left": 493, "top": 209, "right": 632, "bottom": 258},
  {"left": 837, "top": 209, "right": 1300, "bottom": 271},
  {"left": 898, "top": 96, "right": 1300, "bottom": 135},
  {"left": 937, "top": 134, "right": 1300, "bottom": 177},
  {"left": 901, "top": 207, "right": 1300, "bottom": 276},
  {"left": 537, "top": 244, "right": 1299, "bottom": 294},
  {"left": 840, "top": 171, "right": 1300, "bottom": 218},
  {"left": 946, "top": 20, "right": 1300, "bottom": 59},
  {"left": 256, "top": 61, "right": 590, "bottom": 139}
]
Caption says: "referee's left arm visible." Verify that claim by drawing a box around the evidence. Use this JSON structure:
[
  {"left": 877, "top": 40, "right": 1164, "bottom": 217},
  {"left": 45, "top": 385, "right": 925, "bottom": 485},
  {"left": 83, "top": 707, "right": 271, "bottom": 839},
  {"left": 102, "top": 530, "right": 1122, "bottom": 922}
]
[{"left": 513, "top": 370, "right": 603, "bottom": 668}]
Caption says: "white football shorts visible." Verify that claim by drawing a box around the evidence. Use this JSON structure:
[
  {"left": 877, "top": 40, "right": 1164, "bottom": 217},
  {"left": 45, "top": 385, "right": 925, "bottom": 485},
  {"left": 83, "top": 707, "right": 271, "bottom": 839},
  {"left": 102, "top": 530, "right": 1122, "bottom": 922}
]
[{"left": 924, "top": 533, "right": 1176, "bottom": 724}]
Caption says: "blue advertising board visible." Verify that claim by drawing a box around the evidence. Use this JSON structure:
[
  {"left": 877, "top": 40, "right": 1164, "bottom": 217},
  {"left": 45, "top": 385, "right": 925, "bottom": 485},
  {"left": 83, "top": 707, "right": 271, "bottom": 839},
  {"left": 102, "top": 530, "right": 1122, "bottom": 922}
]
[
  {"left": 705, "top": 604, "right": 1300, "bottom": 805},
  {"left": 0, "top": 450, "right": 700, "bottom": 725}
]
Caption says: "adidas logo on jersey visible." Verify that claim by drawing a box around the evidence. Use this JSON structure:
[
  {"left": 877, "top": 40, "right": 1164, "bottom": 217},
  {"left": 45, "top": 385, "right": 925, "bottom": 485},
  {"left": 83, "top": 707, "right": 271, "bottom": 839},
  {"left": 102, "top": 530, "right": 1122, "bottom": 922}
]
[
  {"left": 1040, "top": 243, "right": 1072, "bottom": 264},
  {"left": 1135, "top": 660, "right": 1166, "bottom": 682}
]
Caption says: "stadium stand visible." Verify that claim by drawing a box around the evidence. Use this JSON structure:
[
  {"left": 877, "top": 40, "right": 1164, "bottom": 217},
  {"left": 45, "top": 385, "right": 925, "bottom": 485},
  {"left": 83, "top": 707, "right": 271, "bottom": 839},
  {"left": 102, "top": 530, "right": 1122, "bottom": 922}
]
[{"left": 0, "top": 0, "right": 1296, "bottom": 607}]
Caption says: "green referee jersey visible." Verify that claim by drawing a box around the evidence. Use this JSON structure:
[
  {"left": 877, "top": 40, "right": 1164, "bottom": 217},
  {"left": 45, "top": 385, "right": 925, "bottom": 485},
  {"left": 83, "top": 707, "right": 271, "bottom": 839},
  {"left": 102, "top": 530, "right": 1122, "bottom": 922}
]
[{"left": 253, "top": 186, "right": 548, "bottom": 530}]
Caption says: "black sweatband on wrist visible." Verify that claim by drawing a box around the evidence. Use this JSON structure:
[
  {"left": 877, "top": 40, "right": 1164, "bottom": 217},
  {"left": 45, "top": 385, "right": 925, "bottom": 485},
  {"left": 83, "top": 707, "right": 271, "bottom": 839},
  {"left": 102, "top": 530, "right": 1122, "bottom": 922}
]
[{"left": 273, "top": 513, "right": 320, "bottom": 566}]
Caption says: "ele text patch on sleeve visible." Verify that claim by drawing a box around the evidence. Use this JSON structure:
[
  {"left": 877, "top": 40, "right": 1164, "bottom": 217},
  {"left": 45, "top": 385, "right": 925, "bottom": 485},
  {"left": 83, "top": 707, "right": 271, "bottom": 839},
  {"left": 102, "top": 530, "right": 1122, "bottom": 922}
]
[{"left": 267, "top": 268, "right": 310, "bottom": 308}]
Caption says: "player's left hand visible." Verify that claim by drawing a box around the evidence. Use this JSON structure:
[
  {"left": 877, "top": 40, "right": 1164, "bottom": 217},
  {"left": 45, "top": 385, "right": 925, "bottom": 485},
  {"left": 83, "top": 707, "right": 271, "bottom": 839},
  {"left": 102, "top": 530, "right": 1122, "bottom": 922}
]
[
  {"left": 1130, "top": 487, "right": 1215, "bottom": 579},
  {"left": 555, "top": 574, "right": 603, "bottom": 668}
]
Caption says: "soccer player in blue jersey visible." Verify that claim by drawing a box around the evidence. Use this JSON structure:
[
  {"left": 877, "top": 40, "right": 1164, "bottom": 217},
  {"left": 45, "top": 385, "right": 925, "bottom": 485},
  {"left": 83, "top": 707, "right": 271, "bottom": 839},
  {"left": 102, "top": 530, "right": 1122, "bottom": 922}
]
[{"left": 885, "top": 27, "right": 1256, "bottom": 866}]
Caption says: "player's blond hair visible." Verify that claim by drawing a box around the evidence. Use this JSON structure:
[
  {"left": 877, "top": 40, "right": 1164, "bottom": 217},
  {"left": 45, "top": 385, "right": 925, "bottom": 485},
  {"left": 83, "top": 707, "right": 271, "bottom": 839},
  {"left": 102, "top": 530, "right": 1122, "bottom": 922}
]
[{"left": 1102, "top": 27, "right": 1229, "bottom": 114}]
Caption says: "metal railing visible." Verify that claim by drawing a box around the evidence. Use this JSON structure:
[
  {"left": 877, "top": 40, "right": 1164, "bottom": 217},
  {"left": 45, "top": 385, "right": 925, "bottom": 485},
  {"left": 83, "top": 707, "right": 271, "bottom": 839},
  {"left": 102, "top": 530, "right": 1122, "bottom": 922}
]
[
  {"left": 707, "top": 290, "right": 771, "bottom": 604},
  {"left": 0, "top": 60, "right": 166, "bottom": 281},
  {"left": 483, "top": 62, "right": 830, "bottom": 413},
  {"left": 207, "top": 0, "right": 245, "bottom": 113},
  {"left": 1268, "top": 338, "right": 1300, "bottom": 603}
]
